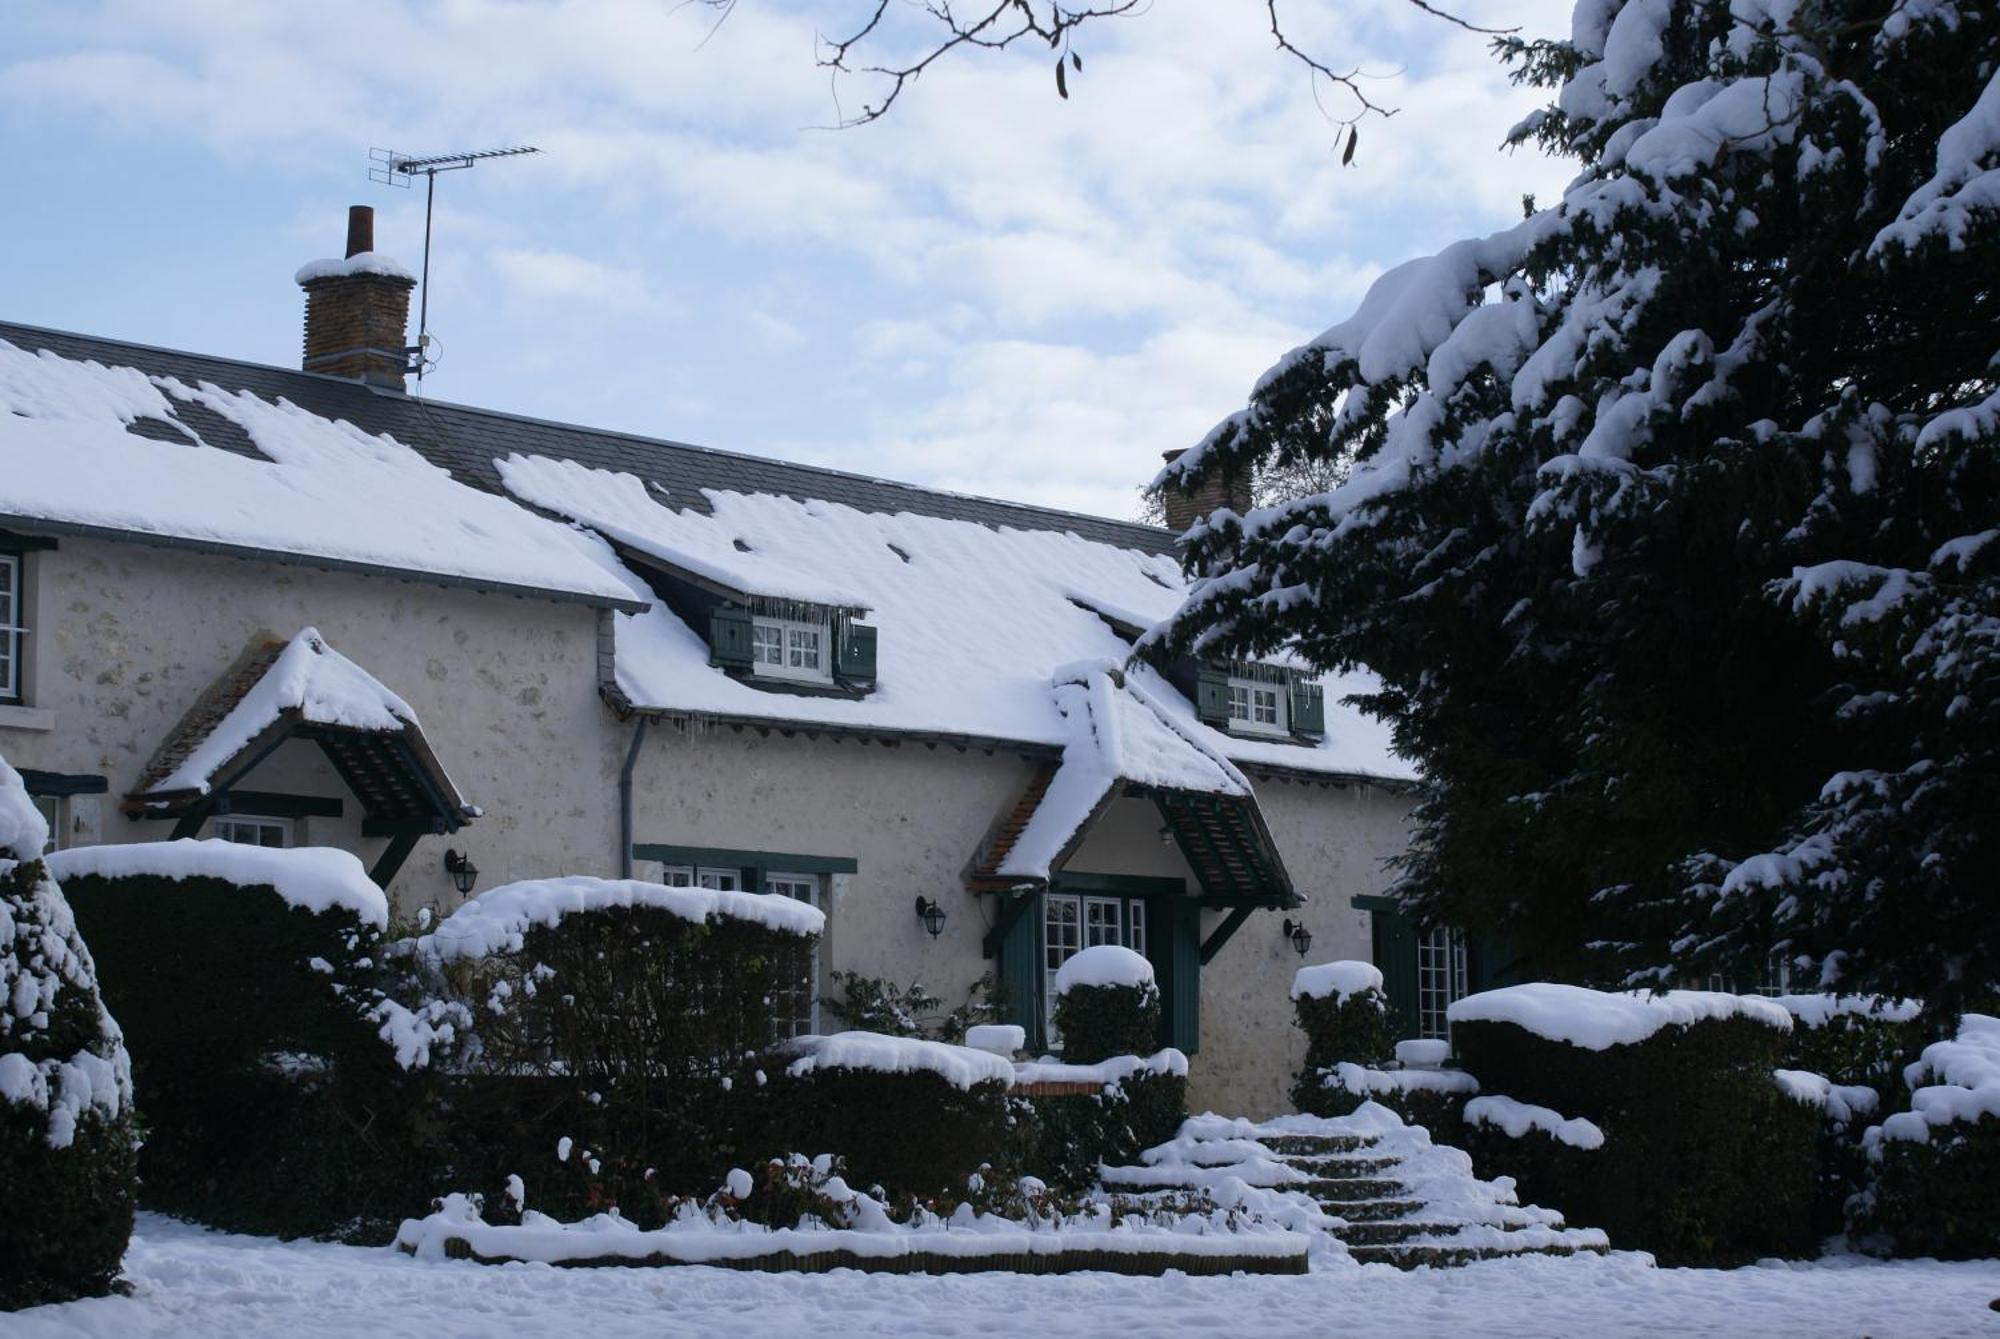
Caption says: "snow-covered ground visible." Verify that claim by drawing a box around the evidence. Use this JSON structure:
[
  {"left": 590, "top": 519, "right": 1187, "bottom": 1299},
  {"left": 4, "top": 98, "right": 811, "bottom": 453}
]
[{"left": 6, "top": 1216, "right": 1998, "bottom": 1338}]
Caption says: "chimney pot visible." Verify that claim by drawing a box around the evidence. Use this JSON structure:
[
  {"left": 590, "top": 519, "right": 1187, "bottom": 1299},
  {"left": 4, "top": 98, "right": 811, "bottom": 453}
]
[{"left": 345, "top": 205, "right": 374, "bottom": 259}]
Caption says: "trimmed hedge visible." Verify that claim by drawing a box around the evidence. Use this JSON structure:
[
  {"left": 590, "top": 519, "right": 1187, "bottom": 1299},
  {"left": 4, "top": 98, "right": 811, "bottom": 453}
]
[
  {"left": 435, "top": 902, "right": 817, "bottom": 1226},
  {"left": 60, "top": 866, "right": 428, "bottom": 1243},
  {"left": 1860, "top": 1114, "right": 2000, "bottom": 1259},
  {"left": 747, "top": 1063, "right": 1014, "bottom": 1199},
  {"left": 1294, "top": 1062, "right": 1475, "bottom": 1142},
  {"left": 1454, "top": 1011, "right": 1818, "bottom": 1265},
  {"left": 1289, "top": 984, "right": 1396, "bottom": 1113},
  {"left": 1017, "top": 1065, "right": 1189, "bottom": 1191},
  {"left": 1054, "top": 982, "right": 1160, "bottom": 1065},
  {"left": 1780, "top": 1006, "right": 1925, "bottom": 1111},
  {"left": 0, "top": 856, "right": 138, "bottom": 1310}
]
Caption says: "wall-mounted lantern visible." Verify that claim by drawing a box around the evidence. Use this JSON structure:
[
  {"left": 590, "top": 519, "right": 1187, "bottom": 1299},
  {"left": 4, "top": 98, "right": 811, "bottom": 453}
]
[
  {"left": 1281, "top": 918, "right": 1313, "bottom": 958},
  {"left": 914, "top": 896, "right": 947, "bottom": 938},
  {"left": 444, "top": 848, "right": 479, "bottom": 897}
]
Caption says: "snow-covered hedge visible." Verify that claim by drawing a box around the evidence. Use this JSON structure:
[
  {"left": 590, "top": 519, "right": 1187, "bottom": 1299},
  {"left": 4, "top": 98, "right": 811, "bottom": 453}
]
[
  {"left": 1451, "top": 984, "right": 1817, "bottom": 1265},
  {"left": 1013, "top": 1049, "right": 1190, "bottom": 1191},
  {"left": 0, "top": 759, "right": 137, "bottom": 1309},
  {"left": 420, "top": 876, "right": 820, "bottom": 1225},
  {"left": 1855, "top": 1014, "right": 2000, "bottom": 1259},
  {"left": 751, "top": 1032, "right": 1014, "bottom": 1198},
  {"left": 1051, "top": 946, "right": 1160, "bottom": 1064},
  {"left": 1770, "top": 993, "right": 1926, "bottom": 1106},
  {"left": 1289, "top": 960, "right": 1397, "bottom": 1115},
  {"left": 52, "top": 840, "right": 432, "bottom": 1243}
]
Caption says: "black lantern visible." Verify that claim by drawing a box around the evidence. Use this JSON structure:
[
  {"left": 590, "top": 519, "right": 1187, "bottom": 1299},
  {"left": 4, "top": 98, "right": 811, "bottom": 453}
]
[
  {"left": 443, "top": 849, "right": 479, "bottom": 897},
  {"left": 914, "top": 896, "right": 947, "bottom": 938},
  {"left": 1281, "top": 918, "right": 1313, "bottom": 958}
]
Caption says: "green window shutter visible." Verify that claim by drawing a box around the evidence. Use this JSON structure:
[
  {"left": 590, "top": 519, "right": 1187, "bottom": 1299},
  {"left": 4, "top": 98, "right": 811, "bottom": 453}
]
[
  {"left": 709, "top": 606, "right": 754, "bottom": 669},
  {"left": 1289, "top": 679, "right": 1326, "bottom": 738},
  {"left": 1194, "top": 666, "right": 1231, "bottom": 727},
  {"left": 1153, "top": 899, "right": 1202, "bottom": 1054},
  {"left": 1369, "top": 905, "right": 1419, "bottom": 1039},
  {"left": 997, "top": 895, "right": 1041, "bottom": 1048},
  {"left": 835, "top": 622, "right": 877, "bottom": 687}
]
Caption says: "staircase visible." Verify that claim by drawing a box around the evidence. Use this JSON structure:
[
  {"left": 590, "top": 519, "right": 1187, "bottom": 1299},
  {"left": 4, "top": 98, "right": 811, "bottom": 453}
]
[{"left": 1098, "top": 1106, "right": 1609, "bottom": 1268}]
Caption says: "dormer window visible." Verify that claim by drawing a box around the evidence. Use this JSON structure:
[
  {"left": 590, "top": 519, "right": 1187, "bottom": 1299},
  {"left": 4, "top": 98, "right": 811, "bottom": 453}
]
[
  {"left": 708, "top": 602, "right": 876, "bottom": 696},
  {"left": 1228, "top": 677, "right": 1287, "bottom": 735},
  {"left": 752, "top": 616, "right": 832, "bottom": 683}
]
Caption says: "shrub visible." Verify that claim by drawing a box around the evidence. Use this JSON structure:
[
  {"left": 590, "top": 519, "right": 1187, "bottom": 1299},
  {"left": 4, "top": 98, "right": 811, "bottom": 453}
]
[
  {"left": 1289, "top": 962, "right": 1397, "bottom": 1111},
  {"left": 821, "top": 971, "right": 997, "bottom": 1041},
  {"left": 1452, "top": 985, "right": 1817, "bottom": 1265},
  {"left": 0, "top": 832, "right": 138, "bottom": 1310},
  {"left": 747, "top": 1033, "right": 1014, "bottom": 1197},
  {"left": 1852, "top": 1014, "right": 2000, "bottom": 1259},
  {"left": 52, "top": 842, "right": 421, "bottom": 1243},
  {"left": 1016, "top": 1054, "right": 1189, "bottom": 1190},
  {"left": 1774, "top": 996, "right": 1926, "bottom": 1111},
  {"left": 1052, "top": 946, "right": 1159, "bottom": 1063},
  {"left": 1458, "top": 1096, "right": 1604, "bottom": 1221},
  {"left": 1294, "top": 1062, "right": 1477, "bottom": 1140},
  {"left": 421, "top": 877, "right": 821, "bottom": 1226}
]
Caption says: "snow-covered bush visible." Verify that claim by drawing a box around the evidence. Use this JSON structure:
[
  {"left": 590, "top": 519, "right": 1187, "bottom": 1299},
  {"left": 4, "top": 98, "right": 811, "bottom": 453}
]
[
  {"left": 751, "top": 1032, "right": 1014, "bottom": 1198},
  {"left": 1773, "top": 995, "right": 1926, "bottom": 1107},
  {"left": 1051, "top": 945, "right": 1159, "bottom": 1063},
  {"left": 1450, "top": 984, "right": 1817, "bottom": 1264},
  {"left": 819, "top": 970, "right": 995, "bottom": 1041},
  {"left": 416, "top": 876, "right": 820, "bottom": 1224},
  {"left": 0, "top": 759, "right": 137, "bottom": 1310},
  {"left": 1289, "top": 960, "right": 1398, "bottom": 1114},
  {"left": 1854, "top": 1014, "right": 2000, "bottom": 1259},
  {"left": 1012, "top": 1050, "right": 1190, "bottom": 1191},
  {"left": 51, "top": 840, "right": 432, "bottom": 1242}
]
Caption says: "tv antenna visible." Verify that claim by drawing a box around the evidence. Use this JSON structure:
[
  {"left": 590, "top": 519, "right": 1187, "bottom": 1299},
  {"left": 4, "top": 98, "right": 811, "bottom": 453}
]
[{"left": 369, "top": 144, "right": 540, "bottom": 380}]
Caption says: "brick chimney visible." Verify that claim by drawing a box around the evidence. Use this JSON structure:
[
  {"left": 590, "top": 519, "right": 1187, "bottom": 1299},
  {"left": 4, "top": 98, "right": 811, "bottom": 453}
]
[
  {"left": 1159, "top": 448, "right": 1252, "bottom": 535},
  {"left": 295, "top": 205, "right": 416, "bottom": 390}
]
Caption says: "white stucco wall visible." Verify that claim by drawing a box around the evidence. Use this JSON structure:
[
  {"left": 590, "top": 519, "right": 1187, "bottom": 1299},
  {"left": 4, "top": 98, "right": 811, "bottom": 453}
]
[{"left": 0, "top": 536, "right": 622, "bottom": 913}]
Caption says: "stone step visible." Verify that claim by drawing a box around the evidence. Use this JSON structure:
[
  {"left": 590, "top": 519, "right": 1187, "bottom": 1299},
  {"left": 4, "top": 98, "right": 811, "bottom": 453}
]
[
  {"left": 1348, "top": 1239, "right": 1604, "bottom": 1270},
  {"left": 1326, "top": 1219, "right": 1466, "bottom": 1247},
  {"left": 1294, "top": 1177, "right": 1410, "bottom": 1203},
  {"left": 1275, "top": 1153, "right": 1402, "bottom": 1178},
  {"left": 1320, "top": 1198, "right": 1426, "bottom": 1223},
  {"left": 1257, "top": 1134, "right": 1379, "bottom": 1156}
]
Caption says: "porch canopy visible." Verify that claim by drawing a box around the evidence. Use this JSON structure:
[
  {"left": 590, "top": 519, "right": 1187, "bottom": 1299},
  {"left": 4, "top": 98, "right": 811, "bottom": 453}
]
[
  {"left": 970, "top": 661, "right": 1297, "bottom": 964},
  {"left": 123, "top": 627, "right": 474, "bottom": 886}
]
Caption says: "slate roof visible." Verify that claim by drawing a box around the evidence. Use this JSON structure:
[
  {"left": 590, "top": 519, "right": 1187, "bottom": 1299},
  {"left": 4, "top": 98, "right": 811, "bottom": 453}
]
[{"left": 0, "top": 319, "right": 1176, "bottom": 556}]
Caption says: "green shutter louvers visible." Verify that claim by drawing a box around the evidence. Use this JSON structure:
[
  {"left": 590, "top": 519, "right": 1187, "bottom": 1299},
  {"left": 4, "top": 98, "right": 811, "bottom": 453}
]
[
  {"left": 1194, "top": 665, "right": 1230, "bottom": 727},
  {"left": 708, "top": 606, "right": 754, "bottom": 669},
  {"left": 1289, "top": 679, "right": 1325, "bottom": 739},
  {"left": 836, "top": 622, "right": 878, "bottom": 687}
]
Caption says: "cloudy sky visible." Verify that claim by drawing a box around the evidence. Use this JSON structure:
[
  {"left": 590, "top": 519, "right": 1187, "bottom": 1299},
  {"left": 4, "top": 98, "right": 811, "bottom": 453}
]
[{"left": 3, "top": 0, "right": 1574, "bottom": 519}]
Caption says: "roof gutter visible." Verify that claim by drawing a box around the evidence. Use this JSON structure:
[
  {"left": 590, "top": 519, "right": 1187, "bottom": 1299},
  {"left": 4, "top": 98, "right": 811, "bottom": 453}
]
[{"left": 0, "top": 513, "right": 651, "bottom": 614}]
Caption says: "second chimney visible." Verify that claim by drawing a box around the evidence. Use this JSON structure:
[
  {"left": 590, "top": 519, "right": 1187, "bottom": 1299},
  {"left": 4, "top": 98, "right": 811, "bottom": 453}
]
[
  {"left": 1159, "top": 448, "right": 1252, "bottom": 535},
  {"left": 295, "top": 205, "right": 417, "bottom": 390}
]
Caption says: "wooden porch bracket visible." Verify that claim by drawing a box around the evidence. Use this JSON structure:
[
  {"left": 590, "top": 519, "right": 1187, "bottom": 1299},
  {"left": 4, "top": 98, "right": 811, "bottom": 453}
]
[
  {"left": 1199, "top": 904, "right": 1257, "bottom": 965},
  {"left": 369, "top": 831, "right": 421, "bottom": 889}
]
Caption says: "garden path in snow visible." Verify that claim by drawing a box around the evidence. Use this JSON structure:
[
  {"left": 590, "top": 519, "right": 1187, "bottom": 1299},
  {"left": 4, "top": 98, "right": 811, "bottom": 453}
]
[{"left": 5, "top": 1216, "right": 1999, "bottom": 1338}]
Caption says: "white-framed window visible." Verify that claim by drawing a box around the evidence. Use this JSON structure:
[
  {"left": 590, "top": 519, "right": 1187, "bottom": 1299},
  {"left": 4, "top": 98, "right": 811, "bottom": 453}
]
[
  {"left": 212, "top": 815, "right": 292, "bottom": 848},
  {"left": 657, "top": 865, "right": 742, "bottom": 890},
  {"left": 766, "top": 872, "right": 825, "bottom": 1037},
  {"left": 1416, "top": 925, "right": 1469, "bottom": 1040},
  {"left": 0, "top": 551, "right": 24, "bottom": 705},
  {"left": 1226, "top": 676, "right": 1286, "bottom": 735},
  {"left": 750, "top": 616, "right": 831, "bottom": 683},
  {"left": 1042, "top": 892, "right": 1149, "bottom": 1047}
]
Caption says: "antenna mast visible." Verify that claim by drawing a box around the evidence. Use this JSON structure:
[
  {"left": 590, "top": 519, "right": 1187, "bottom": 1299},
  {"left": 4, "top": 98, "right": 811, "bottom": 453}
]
[{"left": 369, "top": 144, "right": 540, "bottom": 381}]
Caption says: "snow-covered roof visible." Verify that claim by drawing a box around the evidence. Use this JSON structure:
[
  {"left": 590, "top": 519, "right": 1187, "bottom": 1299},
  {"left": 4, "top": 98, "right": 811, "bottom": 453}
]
[
  {"left": 135, "top": 627, "right": 417, "bottom": 797},
  {"left": 512, "top": 472, "right": 1409, "bottom": 783},
  {"left": 0, "top": 322, "right": 1411, "bottom": 784},
  {"left": 996, "top": 664, "right": 1254, "bottom": 882},
  {"left": 0, "top": 338, "right": 644, "bottom": 609}
]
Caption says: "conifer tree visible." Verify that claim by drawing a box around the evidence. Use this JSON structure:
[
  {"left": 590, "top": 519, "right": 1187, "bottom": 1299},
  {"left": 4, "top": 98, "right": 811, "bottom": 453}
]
[{"left": 1148, "top": 0, "right": 1998, "bottom": 1016}]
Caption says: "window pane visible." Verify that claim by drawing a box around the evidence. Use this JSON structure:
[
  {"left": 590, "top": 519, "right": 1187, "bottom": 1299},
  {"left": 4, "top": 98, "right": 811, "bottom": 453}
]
[
  {"left": 789, "top": 627, "right": 820, "bottom": 669},
  {"left": 659, "top": 866, "right": 695, "bottom": 887},
  {"left": 767, "top": 874, "right": 823, "bottom": 1036},
  {"left": 1127, "top": 901, "right": 1147, "bottom": 956},
  {"left": 32, "top": 794, "right": 59, "bottom": 855},
  {"left": 696, "top": 868, "right": 741, "bottom": 891},
  {"left": 1227, "top": 684, "right": 1248, "bottom": 719},
  {"left": 752, "top": 624, "right": 784, "bottom": 665},
  {"left": 1417, "top": 926, "right": 1469, "bottom": 1040},
  {"left": 1084, "top": 897, "right": 1122, "bottom": 948}
]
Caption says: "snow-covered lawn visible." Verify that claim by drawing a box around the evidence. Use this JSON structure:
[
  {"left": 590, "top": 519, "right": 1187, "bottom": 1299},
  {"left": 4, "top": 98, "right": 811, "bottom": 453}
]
[{"left": 6, "top": 1216, "right": 1998, "bottom": 1338}]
